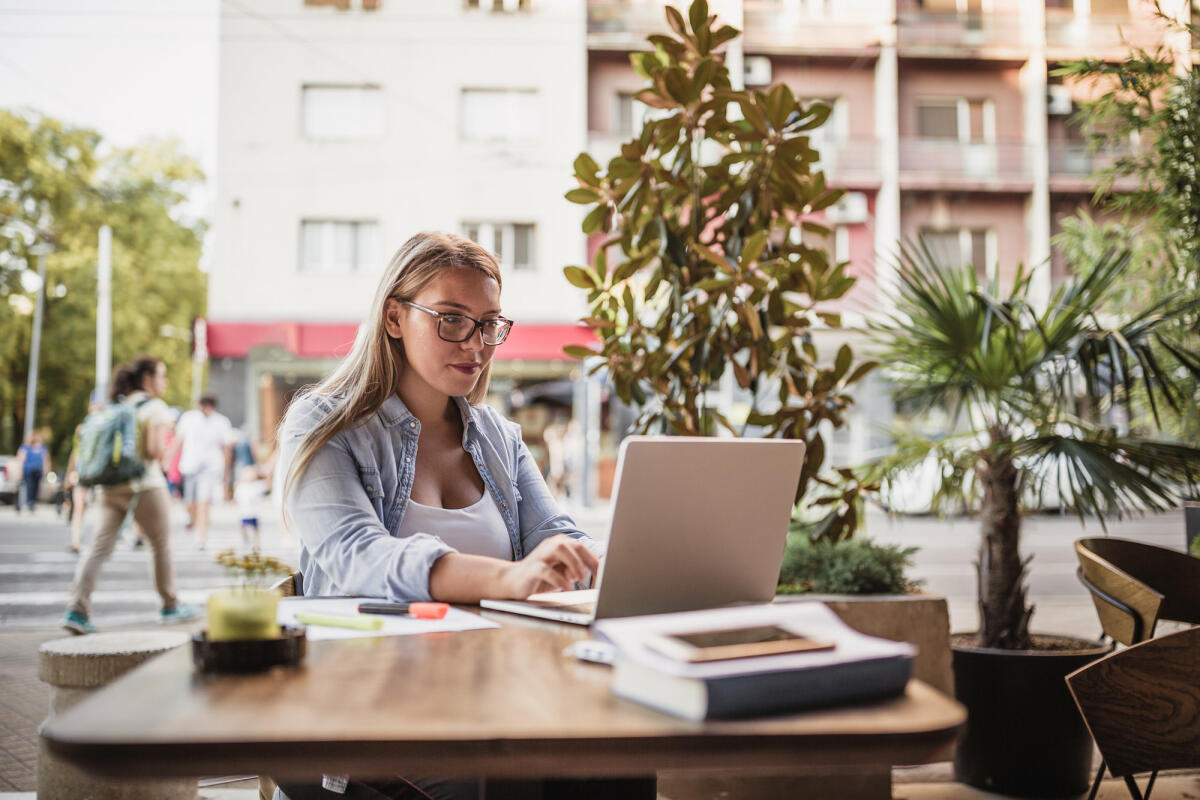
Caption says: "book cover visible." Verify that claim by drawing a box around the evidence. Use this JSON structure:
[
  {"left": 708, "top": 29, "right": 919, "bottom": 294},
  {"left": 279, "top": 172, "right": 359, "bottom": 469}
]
[{"left": 594, "top": 602, "right": 915, "bottom": 720}]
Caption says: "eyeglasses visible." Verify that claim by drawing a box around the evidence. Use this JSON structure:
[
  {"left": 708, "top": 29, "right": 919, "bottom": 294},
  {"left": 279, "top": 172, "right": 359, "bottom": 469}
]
[{"left": 399, "top": 300, "right": 514, "bottom": 346}]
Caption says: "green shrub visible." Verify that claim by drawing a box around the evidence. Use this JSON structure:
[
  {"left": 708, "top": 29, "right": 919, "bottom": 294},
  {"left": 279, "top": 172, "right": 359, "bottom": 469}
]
[{"left": 777, "top": 535, "right": 921, "bottom": 595}]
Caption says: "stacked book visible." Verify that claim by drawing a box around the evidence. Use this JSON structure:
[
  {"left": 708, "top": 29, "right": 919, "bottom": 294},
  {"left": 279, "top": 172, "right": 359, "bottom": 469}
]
[{"left": 592, "top": 602, "right": 916, "bottom": 720}]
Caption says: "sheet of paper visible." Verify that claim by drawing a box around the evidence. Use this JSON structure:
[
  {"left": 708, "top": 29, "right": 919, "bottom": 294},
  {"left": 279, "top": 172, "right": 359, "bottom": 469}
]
[{"left": 277, "top": 596, "right": 499, "bottom": 641}]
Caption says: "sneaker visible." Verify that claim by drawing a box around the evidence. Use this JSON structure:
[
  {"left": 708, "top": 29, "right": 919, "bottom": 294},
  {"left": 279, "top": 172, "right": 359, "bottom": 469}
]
[
  {"left": 159, "top": 603, "right": 200, "bottom": 625},
  {"left": 62, "top": 611, "right": 97, "bottom": 635}
]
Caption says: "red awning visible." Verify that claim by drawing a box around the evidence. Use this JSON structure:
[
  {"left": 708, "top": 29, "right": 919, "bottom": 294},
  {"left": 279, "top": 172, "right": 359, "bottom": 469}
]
[{"left": 205, "top": 320, "right": 597, "bottom": 362}]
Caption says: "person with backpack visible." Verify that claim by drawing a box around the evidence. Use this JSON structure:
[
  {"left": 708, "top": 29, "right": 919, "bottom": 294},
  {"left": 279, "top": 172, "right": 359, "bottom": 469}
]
[
  {"left": 15, "top": 431, "right": 51, "bottom": 513},
  {"left": 62, "top": 356, "right": 200, "bottom": 635}
]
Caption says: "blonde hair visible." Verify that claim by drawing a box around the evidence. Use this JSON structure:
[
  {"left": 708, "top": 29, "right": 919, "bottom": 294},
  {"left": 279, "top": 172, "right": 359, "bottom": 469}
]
[{"left": 284, "top": 231, "right": 503, "bottom": 501}]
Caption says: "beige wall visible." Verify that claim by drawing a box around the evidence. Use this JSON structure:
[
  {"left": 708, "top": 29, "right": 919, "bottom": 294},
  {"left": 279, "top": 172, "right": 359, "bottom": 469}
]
[
  {"left": 771, "top": 58, "right": 878, "bottom": 134},
  {"left": 901, "top": 192, "right": 1028, "bottom": 282}
]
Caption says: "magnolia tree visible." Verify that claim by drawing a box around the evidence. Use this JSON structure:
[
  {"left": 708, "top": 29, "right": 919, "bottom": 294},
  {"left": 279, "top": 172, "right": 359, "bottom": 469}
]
[{"left": 562, "top": 0, "right": 876, "bottom": 541}]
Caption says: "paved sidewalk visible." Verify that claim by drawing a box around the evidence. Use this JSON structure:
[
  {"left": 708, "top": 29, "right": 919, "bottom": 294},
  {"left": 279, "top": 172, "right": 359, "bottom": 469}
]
[{"left": 2, "top": 499, "right": 1197, "bottom": 798}]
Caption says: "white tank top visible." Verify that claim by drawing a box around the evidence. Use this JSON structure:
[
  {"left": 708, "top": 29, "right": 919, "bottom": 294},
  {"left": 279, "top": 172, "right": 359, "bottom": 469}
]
[{"left": 398, "top": 490, "right": 513, "bottom": 561}]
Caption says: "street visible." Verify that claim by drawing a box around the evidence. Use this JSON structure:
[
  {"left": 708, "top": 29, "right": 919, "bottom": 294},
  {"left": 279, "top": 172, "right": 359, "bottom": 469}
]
[
  {"left": 0, "top": 495, "right": 1192, "bottom": 794},
  {"left": 0, "top": 498, "right": 301, "bottom": 630},
  {"left": 0, "top": 496, "right": 1189, "bottom": 634}
]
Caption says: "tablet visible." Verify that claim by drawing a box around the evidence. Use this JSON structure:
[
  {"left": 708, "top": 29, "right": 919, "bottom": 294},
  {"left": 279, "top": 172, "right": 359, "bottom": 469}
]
[{"left": 641, "top": 623, "right": 836, "bottom": 662}]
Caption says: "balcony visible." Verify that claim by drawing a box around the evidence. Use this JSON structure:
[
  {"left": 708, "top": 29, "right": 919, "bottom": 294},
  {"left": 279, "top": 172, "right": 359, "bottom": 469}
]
[
  {"left": 587, "top": 1, "right": 669, "bottom": 50},
  {"left": 1045, "top": 11, "right": 1168, "bottom": 60},
  {"left": 1047, "top": 142, "right": 1140, "bottom": 193},
  {"left": 741, "top": 1, "right": 885, "bottom": 55},
  {"left": 588, "top": 0, "right": 886, "bottom": 55},
  {"left": 897, "top": 10, "right": 1030, "bottom": 58},
  {"left": 587, "top": 133, "right": 880, "bottom": 188},
  {"left": 812, "top": 139, "right": 880, "bottom": 189},
  {"left": 899, "top": 139, "right": 1033, "bottom": 191}
]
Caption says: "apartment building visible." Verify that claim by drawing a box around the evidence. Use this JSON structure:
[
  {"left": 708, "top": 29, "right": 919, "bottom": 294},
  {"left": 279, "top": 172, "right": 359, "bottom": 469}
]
[
  {"left": 210, "top": 0, "right": 594, "bottom": 445},
  {"left": 211, "top": 0, "right": 1180, "bottom": 493}
]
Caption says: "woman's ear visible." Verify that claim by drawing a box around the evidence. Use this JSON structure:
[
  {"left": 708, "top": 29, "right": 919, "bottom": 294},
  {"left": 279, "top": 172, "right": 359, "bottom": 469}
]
[{"left": 383, "top": 298, "right": 404, "bottom": 339}]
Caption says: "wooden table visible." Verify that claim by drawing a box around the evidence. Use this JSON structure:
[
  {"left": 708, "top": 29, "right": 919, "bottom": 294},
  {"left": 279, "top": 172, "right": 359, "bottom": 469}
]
[{"left": 42, "top": 611, "right": 965, "bottom": 782}]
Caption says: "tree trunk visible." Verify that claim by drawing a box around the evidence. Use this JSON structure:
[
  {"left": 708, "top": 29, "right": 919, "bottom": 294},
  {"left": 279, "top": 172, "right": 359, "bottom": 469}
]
[{"left": 976, "top": 446, "right": 1032, "bottom": 649}]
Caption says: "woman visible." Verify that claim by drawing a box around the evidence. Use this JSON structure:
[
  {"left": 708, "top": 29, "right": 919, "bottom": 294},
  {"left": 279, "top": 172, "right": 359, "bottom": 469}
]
[
  {"left": 277, "top": 233, "right": 649, "bottom": 800},
  {"left": 15, "top": 431, "right": 50, "bottom": 513},
  {"left": 62, "top": 357, "right": 199, "bottom": 634}
]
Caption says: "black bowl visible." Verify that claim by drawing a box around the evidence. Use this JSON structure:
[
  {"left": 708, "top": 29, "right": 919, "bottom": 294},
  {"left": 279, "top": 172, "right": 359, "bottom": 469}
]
[{"left": 192, "top": 626, "right": 306, "bottom": 673}]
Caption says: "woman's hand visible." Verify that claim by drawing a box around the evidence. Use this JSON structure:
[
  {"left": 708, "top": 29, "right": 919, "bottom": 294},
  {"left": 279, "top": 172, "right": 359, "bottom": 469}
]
[{"left": 499, "top": 535, "right": 600, "bottom": 599}]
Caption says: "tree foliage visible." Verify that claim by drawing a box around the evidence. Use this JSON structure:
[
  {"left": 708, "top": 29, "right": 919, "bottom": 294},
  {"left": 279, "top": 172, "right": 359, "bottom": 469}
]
[
  {"left": 562, "top": 0, "right": 877, "bottom": 541},
  {"left": 1053, "top": 1, "right": 1200, "bottom": 440},
  {"left": 0, "top": 109, "right": 206, "bottom": 462},
  {"left": 869, "top": 242, "right": 1200, "bottom": 648}
]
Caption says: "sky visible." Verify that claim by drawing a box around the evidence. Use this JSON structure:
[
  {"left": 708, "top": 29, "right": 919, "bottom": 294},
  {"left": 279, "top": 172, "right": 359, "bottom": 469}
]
[{"left": 0, "top": 0, "right": 219, "bottom": 235}]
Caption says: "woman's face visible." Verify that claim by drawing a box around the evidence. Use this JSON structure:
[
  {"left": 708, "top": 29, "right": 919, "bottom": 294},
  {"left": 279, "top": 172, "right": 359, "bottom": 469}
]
[
  {"left": 385, "top": 268, "right": 501, "bottom": 400},
  {"left": 145, "top": 362, "right": 168, "bottom": 397}
]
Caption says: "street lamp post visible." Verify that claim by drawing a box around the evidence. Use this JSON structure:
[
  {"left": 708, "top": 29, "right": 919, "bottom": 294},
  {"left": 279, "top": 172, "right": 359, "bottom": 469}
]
[{"left": 23, "top": 244, "right": 53, "bottom": 442}]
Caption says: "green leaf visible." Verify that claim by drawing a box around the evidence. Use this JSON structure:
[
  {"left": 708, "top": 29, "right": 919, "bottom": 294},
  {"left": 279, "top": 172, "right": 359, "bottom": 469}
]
[
  {"left": 573, "top": 153, "right": 600, "bottom": 187},
  {"left": 664, "top": 4, "right": 687, "bottom": 37},
  {"left": 740, "top": 230, "right": 768, "bottom": 267},
  {"left": 581, "top": 204, "right": 608, "bottom": 235},
  {"left": 833, "top": 344, "right": 852, "bottom": 379},
  {"left": 688, "top": 0, "right": 709, "bottom": 36},
  {"left": 563, "top": 344, "right": 600, "bottom": 360},
  {"left": 565, "top": 188, "right": 600, "bottom": 204},
  {"left": 563, "top": 266, "right": 597, "bottom": 289}
]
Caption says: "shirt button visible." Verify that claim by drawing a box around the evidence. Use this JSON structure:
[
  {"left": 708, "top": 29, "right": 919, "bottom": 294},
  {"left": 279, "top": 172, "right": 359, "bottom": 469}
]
[
  {"left": 500, "top": 503, "right": 507, "bottom": 510},
  {"left": 406, "top": 457, "right": 412, "bottom": 463},
  {"left": 409, "top": 421, "right": 416, "bottom": 428}
]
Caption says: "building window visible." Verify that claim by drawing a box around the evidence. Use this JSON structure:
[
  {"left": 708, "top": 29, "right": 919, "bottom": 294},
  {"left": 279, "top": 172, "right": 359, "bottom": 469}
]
[
  {"left": 464, "top": 0, "right": 532, "bottom": 10},
  {"left": 916, "top": 98, "right": 992, "bottom": 143},
  {"left": 464, "top": 222, "right": 536, "bottom": 271},
  {"left": 302, "top": 85, "right": 384, "bottom": 140},
  {"left": 306, "top": 0, "right": 381, "bottom": 8},
  {"left": 300, "top": 220, "right": 379, "bottom": 274},
  {"left": 920, "top": 227, "right": 994, "bottom": 279},
  {"left": 461, "top": 89, "right": 541, "bottom": 142}
]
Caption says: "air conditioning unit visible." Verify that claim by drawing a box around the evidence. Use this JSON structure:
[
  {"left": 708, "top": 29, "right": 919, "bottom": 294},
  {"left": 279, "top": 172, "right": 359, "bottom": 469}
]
[
  {"left": 825, "top": 191, "right": 869, "bottom": 224},
  {"left": 744, "top": 56, "right": 772, "bottom": 87},
  {"left": 1047, "top": 85, "right": 1073, "bottom": 116}
]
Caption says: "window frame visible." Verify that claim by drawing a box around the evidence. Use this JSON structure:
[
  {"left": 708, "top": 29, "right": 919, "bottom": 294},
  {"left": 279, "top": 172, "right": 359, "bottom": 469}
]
[{"left": 298, "top": 219, "right": 380, "bottom": 275}]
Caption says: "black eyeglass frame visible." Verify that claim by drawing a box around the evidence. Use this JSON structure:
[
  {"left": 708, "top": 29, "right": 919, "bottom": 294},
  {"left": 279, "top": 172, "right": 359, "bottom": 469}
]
[{"left": 398, "top": 300, "right": 514, "bottom": 346}]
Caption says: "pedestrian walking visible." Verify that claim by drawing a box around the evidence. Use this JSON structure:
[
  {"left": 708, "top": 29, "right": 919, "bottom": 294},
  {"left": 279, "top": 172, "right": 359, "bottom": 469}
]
[
  {"left": 62, "top": 356, "right": 199, "bottom": 635},
  {"left": 234, "top": 465, "right": 267, "bottom": 550},
  {"left": 63, "top": 422, "right": 89, "bottom": 553},
  {"left": 15, "top": 431, "right": 50, "bottom": 513},
  {"left": 171, "top": 396, "right": 234, "bottom": 551}
]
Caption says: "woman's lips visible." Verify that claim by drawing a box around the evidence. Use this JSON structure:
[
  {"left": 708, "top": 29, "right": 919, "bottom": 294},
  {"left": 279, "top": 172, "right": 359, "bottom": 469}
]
[{"left": 451, "top": 363, "right": 480, "bottom": 374}]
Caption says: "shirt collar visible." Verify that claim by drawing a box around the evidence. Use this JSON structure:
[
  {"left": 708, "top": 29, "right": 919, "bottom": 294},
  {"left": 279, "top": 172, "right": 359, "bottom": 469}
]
[{"left": 380, "top": 394, "right": 480, "bottom": 435}]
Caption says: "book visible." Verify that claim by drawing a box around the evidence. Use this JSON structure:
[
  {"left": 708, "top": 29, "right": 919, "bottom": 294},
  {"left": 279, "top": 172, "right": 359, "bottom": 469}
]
[{"left": 593, "top": 602, "right": 915, "bottom": 721}]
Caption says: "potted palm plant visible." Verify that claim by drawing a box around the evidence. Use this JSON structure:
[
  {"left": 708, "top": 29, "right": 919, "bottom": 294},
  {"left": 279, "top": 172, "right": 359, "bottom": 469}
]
[{"left": 870, "top": 243, "right": 1200, "bottom": 796}]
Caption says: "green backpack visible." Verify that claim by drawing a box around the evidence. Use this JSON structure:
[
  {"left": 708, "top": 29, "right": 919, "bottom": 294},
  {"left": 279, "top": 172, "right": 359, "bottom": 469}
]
[{"left": 76, "top": 398, "right": 149, "bottom": 487}]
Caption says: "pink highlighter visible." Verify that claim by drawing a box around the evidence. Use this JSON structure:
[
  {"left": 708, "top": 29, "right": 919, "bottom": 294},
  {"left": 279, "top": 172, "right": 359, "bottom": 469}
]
[{"left": 358, "top": 602, "right": 450, "bottom": 620}]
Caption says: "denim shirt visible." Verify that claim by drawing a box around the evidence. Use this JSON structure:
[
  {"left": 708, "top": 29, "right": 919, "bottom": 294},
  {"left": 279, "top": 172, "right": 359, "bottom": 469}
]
[{"left": 279, "top": 393, "right": 600, "bottom": 600}]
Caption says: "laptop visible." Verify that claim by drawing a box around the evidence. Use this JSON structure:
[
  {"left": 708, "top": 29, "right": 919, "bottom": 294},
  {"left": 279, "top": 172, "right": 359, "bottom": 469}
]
[{"left": 480, "top": 436, "right": 806, "bottom": 625}]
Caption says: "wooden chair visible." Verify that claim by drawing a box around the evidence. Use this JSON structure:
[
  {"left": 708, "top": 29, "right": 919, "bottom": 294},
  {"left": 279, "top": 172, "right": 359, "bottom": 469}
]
[
  {"left": 1074, "top": 537, "right": 1200, "bottom": 646},
  {"left": 269, "top": 571, "right": 303, "bottom": 598},
  {"left": 1066, "top": 625, "right": 1200, "bottom": 800}
]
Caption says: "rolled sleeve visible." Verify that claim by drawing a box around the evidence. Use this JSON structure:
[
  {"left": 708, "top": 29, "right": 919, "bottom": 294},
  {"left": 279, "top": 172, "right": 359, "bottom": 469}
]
[{"left": 513, "top": 434, "right": 603, "bottom": 558}]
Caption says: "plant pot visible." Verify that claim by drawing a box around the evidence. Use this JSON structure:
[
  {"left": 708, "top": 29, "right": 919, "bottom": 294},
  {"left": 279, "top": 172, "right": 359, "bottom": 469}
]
[
  {"left": 1185, "top": 502, "right": 1200, "bottom": 556},
  {"left": 951, "top": 634, "right": 1112, "bottom": 798},
  {"left": 207, "top": 587, "right": 282, "bottom": 642}
]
